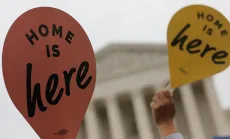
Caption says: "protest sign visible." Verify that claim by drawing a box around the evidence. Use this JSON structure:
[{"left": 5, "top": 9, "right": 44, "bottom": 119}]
[
  {"left": 167, "top": 5, "right": 230, "bottom": 89},
  {"left": 2, "top": 7, "right": 96, "bottom": 139}
]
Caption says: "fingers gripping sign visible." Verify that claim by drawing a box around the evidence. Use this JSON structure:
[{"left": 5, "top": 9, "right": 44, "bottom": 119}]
[
  {"left": 151, "top": 90, "right": 175, "bottom": 125},
  {"left": 150, "top": 5, "right": 230, "bottom": 138}
]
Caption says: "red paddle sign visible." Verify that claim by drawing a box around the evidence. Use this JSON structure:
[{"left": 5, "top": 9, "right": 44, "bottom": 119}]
[{"left": 2, "top": 7, "right": 96, "bottom": 139}]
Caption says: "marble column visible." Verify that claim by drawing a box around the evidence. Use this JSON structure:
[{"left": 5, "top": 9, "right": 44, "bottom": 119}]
[
  {"left": 106, "top": 96, "right": 126, "bottom": 139},
  {"left": 180, "top": 85, "right": 206, "bottom": 139},
  {"left": 84, "top": 103, "right": 101, "bottom": 139},
  {"left": 203, "top": 78, "right": 230, "bottom": 135},
  {"left": 131, "top": 89, "right": 154, "bottom": 139}
]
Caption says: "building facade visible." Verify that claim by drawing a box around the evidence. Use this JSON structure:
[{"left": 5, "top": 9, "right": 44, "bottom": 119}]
[{"left": 76, "top": 43, "right": 230, "bottom": 139}]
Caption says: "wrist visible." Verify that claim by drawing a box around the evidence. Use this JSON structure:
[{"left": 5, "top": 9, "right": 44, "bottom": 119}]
[{"left": 158, "top": 121, "right": 177, "bottom": 137}]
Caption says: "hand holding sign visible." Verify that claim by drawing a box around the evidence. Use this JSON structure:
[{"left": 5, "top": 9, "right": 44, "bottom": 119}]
[
  {"left": 167, "top": 4, "right": 230, "bottom": 92},
  {"left": 2, "top": 7, "right": 96, "bottom": 139}
]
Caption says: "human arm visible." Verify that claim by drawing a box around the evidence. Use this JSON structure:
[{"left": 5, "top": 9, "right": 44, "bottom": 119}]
[{"left": 150, "top": 90, "right": 184, "bottom": 139}]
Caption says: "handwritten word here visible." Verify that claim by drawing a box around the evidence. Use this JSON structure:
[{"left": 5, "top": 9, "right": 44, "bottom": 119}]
[
  {"left": 171, "top": 23, "right": 228, "bottom": 64},
  {"left": 25, "top": 24, "right": 92, "bottom": 117}
]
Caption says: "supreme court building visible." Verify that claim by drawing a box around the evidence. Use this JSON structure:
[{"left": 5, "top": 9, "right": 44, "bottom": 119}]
[{"left": 76, "top": 43, "right": 230, "bottom": 139}]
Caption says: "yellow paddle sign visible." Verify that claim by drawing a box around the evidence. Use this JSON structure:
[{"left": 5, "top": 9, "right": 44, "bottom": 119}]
[{"left": 167, "top": 4, "right": 230, "bottom": 89}]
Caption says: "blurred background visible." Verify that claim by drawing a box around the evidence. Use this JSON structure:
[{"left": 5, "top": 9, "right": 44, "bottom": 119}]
[{"left": 0, "top": 0, "right": 230, "bottom": 139}]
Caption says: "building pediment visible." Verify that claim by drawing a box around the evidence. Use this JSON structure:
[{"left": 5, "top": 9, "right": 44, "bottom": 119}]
[{"left": 95, "top": 43, "right": 169, "bottom": 82}]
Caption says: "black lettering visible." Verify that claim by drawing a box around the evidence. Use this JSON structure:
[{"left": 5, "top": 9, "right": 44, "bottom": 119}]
[
  {"left": 207, "top": 28, "right": 213, "bottom": 35},
  {"left": 25, "top": 29, "right": 39, "bottom": 46},
  {"left": 212, "top": 51, "right": 228, "bottom": 64},
  {"left": 46, "top": 74, "right": 64, "bottom": 105},
  {"left": 26, "top": 63, "right": 47, "bottom": 117},
  {"left": 52, "top": 24, "right": 63, "bottom": 38},
  {"left": 203, "top": 25, "right": 207, "bottom": 31},
  {"left": 187, "top": 39, "right": 202, "bottom": 54},
  {"left": 214, "top": 20, "right": 223, "bottom": 29},
  {"left": 197, "top": 12, "right": 204, "bottom": 19},
  {"left": 39, "top": 24, "right": 49, "bottom": 37},
  {"left": 203, "top": 25, "right": 213, "bottom": 35},
  {"left": 63, "top": 68, "right": 76, "bottom": 96},
  {"left": 207, "top": 14, "right": 214, "bottom": 22},
  {"left": 52, "top": 45, "right": 60, "bottom": 57},
  {"left": 65, "top": 31, "right": 74, "bottom": 44},
  {"left": 200, "top": 44, "right": 216, "bottom": 57},
  {"left": 46, "top": 45, "right": 51, "bottom": 58},
  {"left": 221, "top": 30, "right": 228, "bottom": 37},
  {"left": 171, "top": 24, "right": 190, "bottom": 50},
  {"left": 76, "top": 61, "right": 92, "bottom": 89}
]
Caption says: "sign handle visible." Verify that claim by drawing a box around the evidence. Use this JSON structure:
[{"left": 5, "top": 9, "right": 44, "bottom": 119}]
[{"left": 166, "top": 82, "right": 175, "bottom": 96}]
